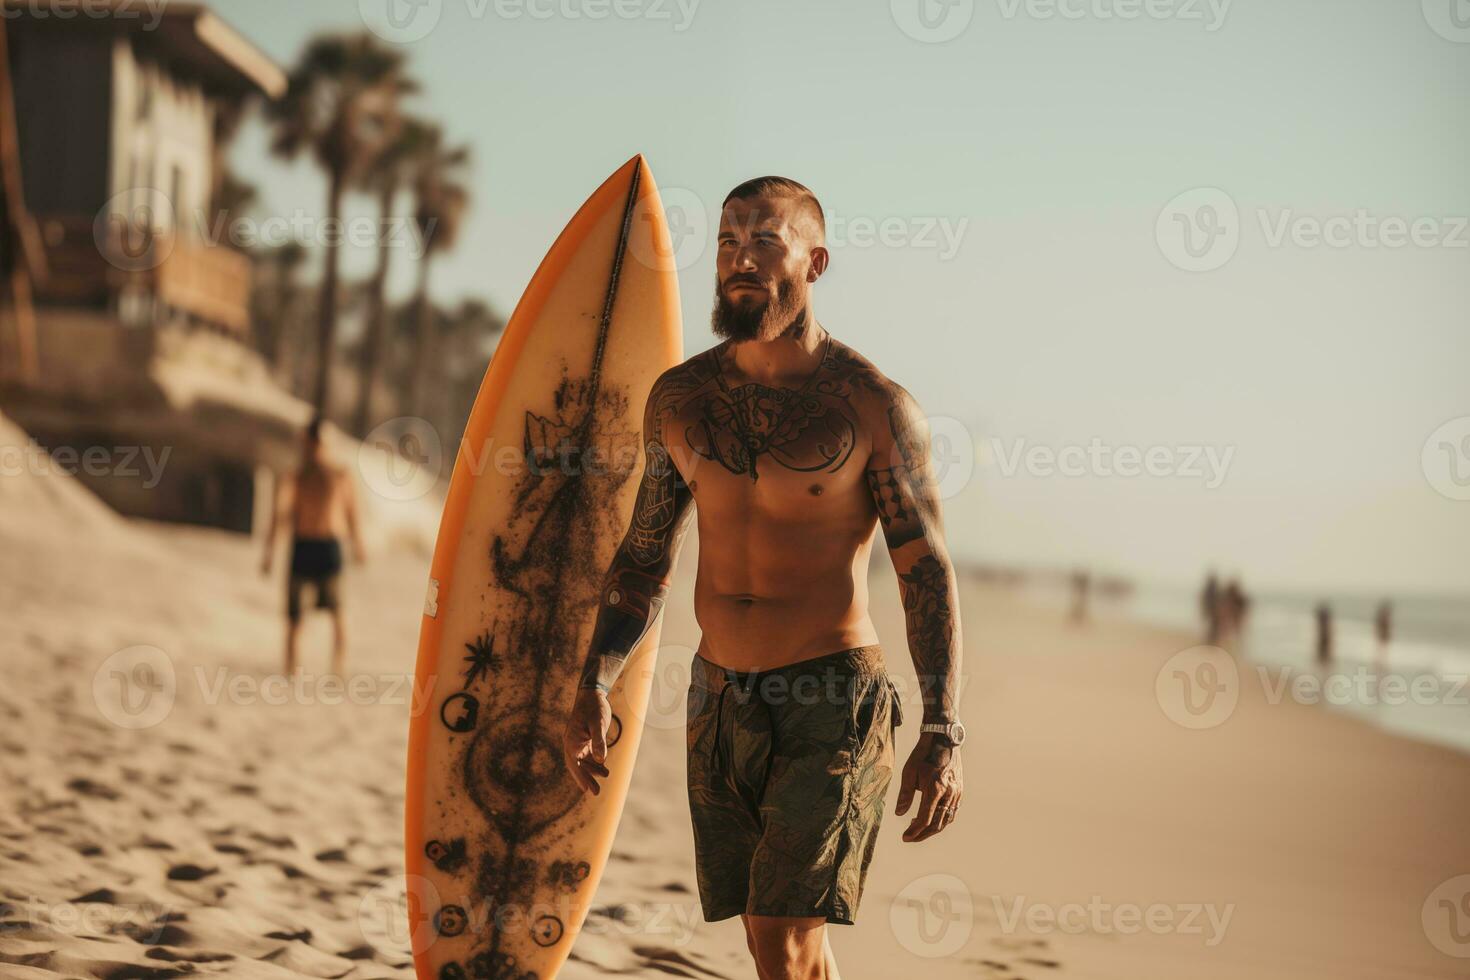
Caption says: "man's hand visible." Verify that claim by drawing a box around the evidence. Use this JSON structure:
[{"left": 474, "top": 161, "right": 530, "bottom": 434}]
[
  {"left": 562, "top": 687, "right": 613, "bottom": 795},
  {"left": 895, "top": 733, "right": 963, "bottom": 841}
]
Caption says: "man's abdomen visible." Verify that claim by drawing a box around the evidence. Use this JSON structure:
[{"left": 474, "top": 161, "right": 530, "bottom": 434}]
[{"left": 691, "top": 522, "right": 882, "bottom": 670}]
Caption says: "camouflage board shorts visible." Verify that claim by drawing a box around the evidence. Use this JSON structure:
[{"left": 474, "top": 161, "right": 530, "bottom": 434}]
[{"left": 685, "top": 644, "right": 904, "bottom": 925}]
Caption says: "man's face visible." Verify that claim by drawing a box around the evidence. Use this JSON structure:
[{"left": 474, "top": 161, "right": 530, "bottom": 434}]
[{"left": 711, "top": 195, "right": 824, "bottom": 342}]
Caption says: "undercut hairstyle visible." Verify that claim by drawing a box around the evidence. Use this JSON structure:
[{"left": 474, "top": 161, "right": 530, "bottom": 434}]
[{"left": 722, "top": 176, "right": 826, "bottom": 244}]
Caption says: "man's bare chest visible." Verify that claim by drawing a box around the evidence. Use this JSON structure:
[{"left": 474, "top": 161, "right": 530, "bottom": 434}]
[{"left": 668, "top": 381, "right": 866, "bottom": 488}]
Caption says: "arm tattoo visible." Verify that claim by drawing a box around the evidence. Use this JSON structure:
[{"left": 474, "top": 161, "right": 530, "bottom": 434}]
[
  {"left": 898, "top": 555, "right": 959, "bottom": 723},
  {"left": 869, "top": 387, "right": 961, "bottom": 726},
  {"left": 868, "top": 399, "right": 942, "bottom": 552},
  {"left": 578, "top": 372, "right": 696, "bottom": 693}
]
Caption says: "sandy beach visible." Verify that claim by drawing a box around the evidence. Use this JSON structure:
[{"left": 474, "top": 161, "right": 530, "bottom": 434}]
[{"left": 2, "top": 438, "right": 1468, "bottom": 980}]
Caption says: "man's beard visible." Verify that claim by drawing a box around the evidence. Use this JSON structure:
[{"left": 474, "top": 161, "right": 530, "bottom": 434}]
[{"left": 710, "top": 274, "right": 807, "bottom": 342}]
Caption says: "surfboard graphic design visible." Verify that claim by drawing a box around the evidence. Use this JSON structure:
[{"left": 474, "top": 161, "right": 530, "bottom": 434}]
[{"left": 405, "top": 154, "right": 683, "bottom": 980}]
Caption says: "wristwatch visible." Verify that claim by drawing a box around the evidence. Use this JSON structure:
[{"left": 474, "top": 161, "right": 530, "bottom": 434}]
[{"left": 919, "top": 720, "right": 966, "bottom": 747}]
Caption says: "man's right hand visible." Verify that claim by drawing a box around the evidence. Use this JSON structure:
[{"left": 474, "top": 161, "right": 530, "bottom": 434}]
[{"left": 563, "top": 687, "right": 613, "bottom": 795}]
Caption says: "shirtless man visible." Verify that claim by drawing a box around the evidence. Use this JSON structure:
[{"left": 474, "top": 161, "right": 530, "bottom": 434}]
[
  {"left": 562, "top": 177, "right": 964, "bottom": 979},
  {"left": 260, "top": 417, "right": 366, "bottom": 676}
]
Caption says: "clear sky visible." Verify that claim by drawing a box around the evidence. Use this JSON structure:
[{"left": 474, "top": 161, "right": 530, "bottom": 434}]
[{"left": 214, "top": 0, "right": 1470, "bottom": 596}]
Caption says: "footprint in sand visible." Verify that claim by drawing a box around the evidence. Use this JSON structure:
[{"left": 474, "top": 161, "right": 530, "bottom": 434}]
[
  {"left": 630, "top": 944, "right": 733, "bottom": 979},
  {"left": 165, "top": 864, "right": 217, "bottom": 882},
  {"left": 1020, "top": 956, "right": 1061, "bottom": 968},
  {"left": 65, "top": 778, "right": 119, "bottom": 800}
]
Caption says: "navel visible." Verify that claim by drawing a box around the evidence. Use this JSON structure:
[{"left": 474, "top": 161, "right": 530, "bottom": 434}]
[{"left": 808, "top": 483, "right": 824, "bottom": 496}]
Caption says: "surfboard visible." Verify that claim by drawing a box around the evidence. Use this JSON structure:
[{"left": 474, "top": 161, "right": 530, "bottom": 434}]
[{"left": 404, "top": 154, "right": 683, "bottom": 980}]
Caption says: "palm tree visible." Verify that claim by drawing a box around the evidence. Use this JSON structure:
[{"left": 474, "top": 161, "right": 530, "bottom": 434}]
[
  {"left": 266, "top": 32, "right": 414, "bottom": 415},
  {"left": 351, "top": 115, "right": 433, "bottom": 437},
  {"left": 407, "top": 126, "right": 471, "bottom": 418},
  {"left": 252, "top": 239, "right": 308, "bottom": 379}
]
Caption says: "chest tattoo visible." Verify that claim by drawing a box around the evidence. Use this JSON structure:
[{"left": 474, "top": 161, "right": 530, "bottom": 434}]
[{"left": 680, "top": 338, "right": 870, "bottom": 481}]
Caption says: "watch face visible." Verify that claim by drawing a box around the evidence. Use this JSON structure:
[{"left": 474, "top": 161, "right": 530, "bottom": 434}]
[{"left": 950, "top": 722, "right": 966, "bottom": 746}]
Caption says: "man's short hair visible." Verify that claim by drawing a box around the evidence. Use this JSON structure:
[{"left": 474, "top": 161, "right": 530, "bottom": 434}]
[{"left": 722, "top": 176, "right": 825, "bottom": 244}]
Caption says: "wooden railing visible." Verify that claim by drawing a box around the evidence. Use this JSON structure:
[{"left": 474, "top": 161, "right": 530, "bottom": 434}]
[{"left": 34, "top": 215, "right": 252, "bottom": 336}]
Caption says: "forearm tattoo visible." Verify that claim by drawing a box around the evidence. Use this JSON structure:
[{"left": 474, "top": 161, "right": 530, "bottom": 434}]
[
  {"left": 578, "top": 375, "right": 695, "bottom": 693},
  {"left": 898, "top": 555, "right": 959, "bottom": 723}
]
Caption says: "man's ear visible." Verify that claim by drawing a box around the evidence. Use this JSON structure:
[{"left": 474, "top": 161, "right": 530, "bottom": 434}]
[{"left": 808, "top": 245, "right": 829, "bottom": 282}]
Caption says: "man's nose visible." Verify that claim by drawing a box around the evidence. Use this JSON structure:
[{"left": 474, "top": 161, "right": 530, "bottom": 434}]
[{"left": 731, "top": 246, "right": 758, "bottom": 271}]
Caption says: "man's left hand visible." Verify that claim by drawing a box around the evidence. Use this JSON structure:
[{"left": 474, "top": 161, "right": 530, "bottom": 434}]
[{"left": 896, "top": 733, "right": 963, "bottom": 842}]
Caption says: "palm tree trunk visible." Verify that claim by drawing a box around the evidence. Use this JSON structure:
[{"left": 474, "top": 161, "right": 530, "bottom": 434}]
[
  {"left": 268, "top": 268, "right": 290, "bottom": 376},
  {"left": 409, "top": 255, "right": 434, "bottom": 418},
  {"left": 313, "top": 170, "right": 345, "bottom": 414},
  {"left": 354, "top": 184, "right": 395, "bottom": 436}
]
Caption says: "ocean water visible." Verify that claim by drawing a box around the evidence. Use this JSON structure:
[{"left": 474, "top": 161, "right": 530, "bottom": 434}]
[{"left": 1109, "top": 583, "right": 1470, "bottom": 755}]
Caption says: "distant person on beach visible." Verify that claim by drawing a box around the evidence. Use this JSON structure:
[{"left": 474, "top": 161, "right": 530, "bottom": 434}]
[
  {"left": 260, "top": 417, "right": 366, "bottom": 676},
  {"left": 1220, "top": 578, "right": 1250, "bottom": 649},
  {"left": 562, "top": 177, "right": 963, "bottom": 979},
  {"left": 1315, "top": 602, "right": 1333, "bottom": 666},
  {"left": 1070, "top": 567, "right": 1090, "bottom": 624},
  {"left": 1201, "top": 571, "right": 1221, "bottom": 643},
  {"left": 1375, "top": 600, "right": 1393, "bottom": 668}
]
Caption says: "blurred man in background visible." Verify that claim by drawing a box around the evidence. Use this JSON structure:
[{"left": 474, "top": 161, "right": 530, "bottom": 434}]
[{"left": 261, "top": 417, "right": 366, "bottom": 676}]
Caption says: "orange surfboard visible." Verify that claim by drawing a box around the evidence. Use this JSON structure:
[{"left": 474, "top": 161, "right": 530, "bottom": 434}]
[{"left": 405, "top": 155, "right": 682, "bottom": 980}]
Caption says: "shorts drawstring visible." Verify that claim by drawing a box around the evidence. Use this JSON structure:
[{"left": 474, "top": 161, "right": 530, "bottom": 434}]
[{"left": 709, "top": 677, "right": 732, "bottom": 776}]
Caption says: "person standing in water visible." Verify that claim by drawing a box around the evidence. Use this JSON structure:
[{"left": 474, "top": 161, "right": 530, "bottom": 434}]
[
  {"left": 1314, "top": 602, "right": 1334, "bottom": 667},
  {"left": 261, "top": 417, "right": 366, "bottom": 676},
  {"left": 1200, "top": 571, "right": 1221, "bottom": 643},
  {"left": 1374, "top": 600, "right": 1393, "bottom": 670}
]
